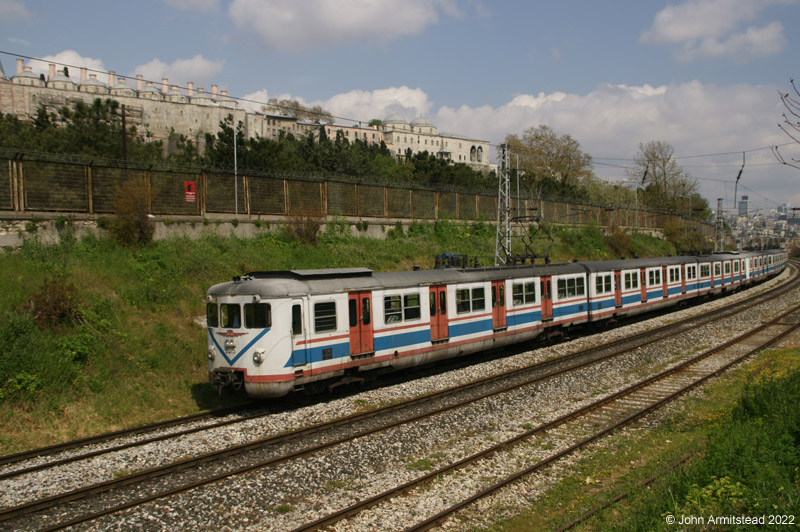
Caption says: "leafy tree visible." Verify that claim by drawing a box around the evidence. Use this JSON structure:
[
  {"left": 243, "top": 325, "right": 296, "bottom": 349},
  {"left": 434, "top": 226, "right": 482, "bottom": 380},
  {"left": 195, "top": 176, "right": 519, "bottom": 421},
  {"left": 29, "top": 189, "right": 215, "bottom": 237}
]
[
  {"left": 0, "top": 100, "right": 164, "bottom": 161},
  {"left": 264, "top": 98, "right": 333, "bottom": 123},
  {"left": 505, "top": 125, "right": 594, "bottom": 189}
]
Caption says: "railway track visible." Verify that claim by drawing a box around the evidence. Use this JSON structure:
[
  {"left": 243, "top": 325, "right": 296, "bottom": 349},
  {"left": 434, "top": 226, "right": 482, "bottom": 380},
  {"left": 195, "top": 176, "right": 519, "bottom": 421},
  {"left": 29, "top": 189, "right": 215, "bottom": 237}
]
[
  {"left": 0, "top": 266, "right": 796, "bottom": 531},
  {"left": 394, "top": 301, "right": 800, "bottom": 532}
]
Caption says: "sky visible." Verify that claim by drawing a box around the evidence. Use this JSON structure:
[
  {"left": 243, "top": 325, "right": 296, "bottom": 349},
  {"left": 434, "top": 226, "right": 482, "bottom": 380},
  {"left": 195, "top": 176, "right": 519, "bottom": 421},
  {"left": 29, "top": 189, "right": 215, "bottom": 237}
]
[{"left": 1, "top": 0, "right": 799, "bottom": 215}]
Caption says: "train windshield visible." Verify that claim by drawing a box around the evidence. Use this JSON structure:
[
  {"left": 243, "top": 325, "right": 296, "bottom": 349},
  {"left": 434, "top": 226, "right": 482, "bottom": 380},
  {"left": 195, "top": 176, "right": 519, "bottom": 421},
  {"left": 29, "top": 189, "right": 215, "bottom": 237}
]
[
  {"left": 220, "top": 304, "right": 241, "bottom": 328},
  {"left": 206, "top": 303, "right": 218, "bottom": 328}
]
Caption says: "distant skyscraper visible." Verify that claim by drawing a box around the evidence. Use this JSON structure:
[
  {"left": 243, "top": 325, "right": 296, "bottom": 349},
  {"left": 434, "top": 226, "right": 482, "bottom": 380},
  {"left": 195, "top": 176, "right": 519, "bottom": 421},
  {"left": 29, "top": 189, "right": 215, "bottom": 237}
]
[{"left": 738, "top": 195, "right": 751, "bottom": 217}]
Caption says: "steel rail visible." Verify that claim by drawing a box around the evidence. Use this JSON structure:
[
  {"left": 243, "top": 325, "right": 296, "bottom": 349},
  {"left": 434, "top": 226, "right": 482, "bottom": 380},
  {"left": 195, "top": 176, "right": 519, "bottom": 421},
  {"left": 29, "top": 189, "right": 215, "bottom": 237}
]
[
  {"left": 403, "top": 303, "right": 800, "bottom": 531},
  {"left": 1, "top": 265, "right": 795, "bottom": 530}
]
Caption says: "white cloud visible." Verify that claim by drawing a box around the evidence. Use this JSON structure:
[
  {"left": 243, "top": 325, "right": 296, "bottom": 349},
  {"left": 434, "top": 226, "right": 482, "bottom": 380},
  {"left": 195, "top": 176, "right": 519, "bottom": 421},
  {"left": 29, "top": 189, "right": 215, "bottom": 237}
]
[
  {"left": 227, "top": 0, "right": 456, "bottom": 51},
  {"left": 132, "top": 54, "right": 226, "bottom": 89},
  {"left": 681, "top": 21, "right": 787, "bottom": 61},
  {"left": 320, "top": 86, "right": 433, "bottom": 123},
  {"left": 641, "top": 0, "right": 793, "bottom": 61},
  {"left": 240, "top": 89, "right": 271, "bottom": 113},
  {"left": 308, "top": 80, "right": 796, "bottom": 205},
  {"left": 28, "top": 50, "right": 106, "bottom": 82},
  {"left": 0, "top": 0, "right": 33, "bottom": 20}
]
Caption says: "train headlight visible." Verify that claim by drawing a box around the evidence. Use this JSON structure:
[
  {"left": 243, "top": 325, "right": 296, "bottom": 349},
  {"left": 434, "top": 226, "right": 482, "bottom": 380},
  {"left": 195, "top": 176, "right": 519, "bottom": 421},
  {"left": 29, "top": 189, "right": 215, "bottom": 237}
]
[
  {"left": 253, "top": 348, "right": 265, "bottom": 365},
  {"left": 207, "top": 346, "right": 216, "bottom": 361}
]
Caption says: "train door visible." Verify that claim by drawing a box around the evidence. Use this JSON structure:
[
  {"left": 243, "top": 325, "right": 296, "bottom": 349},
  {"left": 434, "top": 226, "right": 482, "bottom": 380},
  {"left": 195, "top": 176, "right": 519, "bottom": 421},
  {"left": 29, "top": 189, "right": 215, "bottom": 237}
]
[
  {"left": 429, "top": 285, "right": 449, "bottom": 342},
  {"left": 540, "top": 276, "right": 553, "bottom": 321},
  {"left": 640, "top": 269, "right": 647, "bottom": 303},
  {"left": 662, "top": 266, "right": 668, "bottom": 298},
  {"left": 680, "top": 265, "right": 687, "bottom": 294},
  {"left": 491, "top": 280, "right": 507, "bottom": 331},
  {"left": 614, "top": 270, "right": 622, "bottom": 307},
  {"left": 290, "top": 300, "right": 308, "bottom": 366},
  {"left": 348, "top": 291, "right": 374, "bottom": 356}
]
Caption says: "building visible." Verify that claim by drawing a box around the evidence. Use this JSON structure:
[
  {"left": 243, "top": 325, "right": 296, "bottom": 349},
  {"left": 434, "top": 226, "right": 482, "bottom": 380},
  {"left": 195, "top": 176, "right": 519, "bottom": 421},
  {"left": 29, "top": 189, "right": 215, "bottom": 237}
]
[
  {"left": 738, "top": 195, "right": 751, "bottom": 217},
  {"left": 0, "top": 59, "right": 492, "bottom": 172}
]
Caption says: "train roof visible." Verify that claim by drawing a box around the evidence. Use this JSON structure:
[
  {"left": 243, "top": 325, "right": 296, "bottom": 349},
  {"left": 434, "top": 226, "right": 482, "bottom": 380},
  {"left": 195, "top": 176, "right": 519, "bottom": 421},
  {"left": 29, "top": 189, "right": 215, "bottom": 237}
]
[
  {"left": 206, "top": 250, "right": 786, "bottom": 299},
  {"left": 581, "top": 256, "right": 694, "bottom": 272},
  {"left": 208, "top": 261, "right": 587, "bottom": 298}
]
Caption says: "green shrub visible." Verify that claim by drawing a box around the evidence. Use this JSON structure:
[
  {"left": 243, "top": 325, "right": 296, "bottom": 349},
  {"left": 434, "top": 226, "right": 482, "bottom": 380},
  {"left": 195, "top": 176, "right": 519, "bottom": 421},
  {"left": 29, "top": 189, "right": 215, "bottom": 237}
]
[{"left": 112, "top": 175, "right": 154, "bottom": 245}]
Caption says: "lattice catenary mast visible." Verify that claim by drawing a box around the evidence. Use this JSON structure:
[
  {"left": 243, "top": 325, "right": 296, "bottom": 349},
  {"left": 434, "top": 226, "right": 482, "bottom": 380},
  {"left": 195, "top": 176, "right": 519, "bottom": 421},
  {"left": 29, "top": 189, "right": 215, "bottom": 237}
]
[{"left": 495, "top": 144, "right": 511, "bottom": 265}]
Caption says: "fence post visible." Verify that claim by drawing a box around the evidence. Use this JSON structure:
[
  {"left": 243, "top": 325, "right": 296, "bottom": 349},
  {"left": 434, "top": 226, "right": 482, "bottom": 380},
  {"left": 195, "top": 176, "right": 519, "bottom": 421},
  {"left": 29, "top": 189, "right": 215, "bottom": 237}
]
[
  {"left": 244, "top": 175, "right": 251, "bottom": 216},
  {"left": 283, "top": 178, "right": 289, "bottom": 215},
  {"left": 86, "top": 163, "right": 93, "bottom": 214},
  {"left": 199, "top": 170, "right": 206, "bottom": 217},
  {"left": 17, "top": 157, "right": 25, "bottom": 212}
]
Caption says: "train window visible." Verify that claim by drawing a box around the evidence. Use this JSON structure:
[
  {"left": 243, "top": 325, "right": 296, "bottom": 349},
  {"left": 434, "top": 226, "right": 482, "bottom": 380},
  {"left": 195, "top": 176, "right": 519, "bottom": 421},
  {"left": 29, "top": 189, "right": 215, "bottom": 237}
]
[
  {"left": 700, "top": 264, "right": 710, "bottom": 277},
  {"left": 430, "top": 293, "right": 436, "bottom": 317},
  {"left": 558, "top": 277, "right": 585, "bottom": 298},
  {"left": 623, "top": 272, "right": 638, "bottom": 290},
  {"left": 440, "top": 291, "right": 447, "bottom": 315},
  {"left": 595, "top": 275, "right": 612, "bottom": 295},
  {"left": 220, "top": 304, "right": 241, "bottom": 329},
  {"left": 499, "top": 285, "right": 505, "bottom": 307},
  {"left": 244, "top": 303, "right": 271, "bottom": 328},
  {"left": 349, "top": 299, "right": 358, "bottom": 327},
  {"left": 472, "top": 288, "right": 485, "bottom": 311},
  {"left": 512, "top": 282, "right": 536, "bottom": 305},
  {"left": 714, "top": 264, "right": 721, "bottom": 276},
  {"left": 669, "top": 268, "right": 680, "bottom": 283},
  {"left": 648, "top": 269, "right": 661, "bottom": 286},
  {"left": 362, "top": 298, "right": 371, "bottom": 326},
  {"left": 314, "top": 302, "right": 337, "bottom": 333},
  {"left": 384, "top": 295, "right": 402, "bottom": 323},
  {"left": 206, "top": 303, "right": 218, "bottom": 328},
  {"left": 524, "top": 282, "right": 535, "bottom": 303},
  {"left": 456, "top": 289, "right": 471, "bottom": 314},
  {"left": 733, "top": 261, "right": 739, "bottom": 273},
  {"left": 292, "top": 304, "right": 302, "bottom": 336},
  {"left": 404, "top": 294, "right": 421, "bottom": 320},
  {"left": 686, "top": 265, "right": 696, "bottom": 279},
  {"left": 724, "top": 262, "right": 731, "bottom": 274}
]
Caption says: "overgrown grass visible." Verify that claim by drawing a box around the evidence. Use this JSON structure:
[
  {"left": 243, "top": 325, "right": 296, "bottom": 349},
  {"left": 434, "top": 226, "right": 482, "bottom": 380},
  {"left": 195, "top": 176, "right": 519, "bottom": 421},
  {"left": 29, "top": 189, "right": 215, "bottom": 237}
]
[
  {"left": 480, "top": 347, "right": 800, "bottom": 532},
  {"left": 0, "top": 221, "right": 674, "bottom": 454}
]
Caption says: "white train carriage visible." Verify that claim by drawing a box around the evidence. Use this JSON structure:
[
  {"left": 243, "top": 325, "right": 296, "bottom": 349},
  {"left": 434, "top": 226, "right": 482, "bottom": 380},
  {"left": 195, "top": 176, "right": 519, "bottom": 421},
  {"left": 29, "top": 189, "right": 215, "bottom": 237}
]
[{"left": 206, "top": 251, "right": 788, "bottom": 398}]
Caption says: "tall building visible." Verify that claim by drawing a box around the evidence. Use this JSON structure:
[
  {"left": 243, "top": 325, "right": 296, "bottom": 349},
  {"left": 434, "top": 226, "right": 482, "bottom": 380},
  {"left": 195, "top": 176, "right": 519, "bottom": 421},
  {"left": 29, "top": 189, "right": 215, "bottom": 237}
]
[{"left": 738, "top": 195, "right": 751, "bottom": 217}]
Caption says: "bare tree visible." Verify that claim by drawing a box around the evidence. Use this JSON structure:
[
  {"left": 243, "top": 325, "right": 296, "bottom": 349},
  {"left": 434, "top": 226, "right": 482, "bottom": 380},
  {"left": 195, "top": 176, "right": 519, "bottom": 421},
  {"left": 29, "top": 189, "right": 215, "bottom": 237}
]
[
  {"left": 774, "top": 79, "right": 800, "bottom": 170},
  {"left": 626, "top": 140, "right": 702, "bottom": 215}
]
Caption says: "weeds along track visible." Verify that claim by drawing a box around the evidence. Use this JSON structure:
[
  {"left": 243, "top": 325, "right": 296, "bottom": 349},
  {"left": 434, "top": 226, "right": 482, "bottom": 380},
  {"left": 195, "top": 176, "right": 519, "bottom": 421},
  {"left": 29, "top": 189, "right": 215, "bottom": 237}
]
[{"left": 0, "top": 265, "right": 797, "bottom": 531}]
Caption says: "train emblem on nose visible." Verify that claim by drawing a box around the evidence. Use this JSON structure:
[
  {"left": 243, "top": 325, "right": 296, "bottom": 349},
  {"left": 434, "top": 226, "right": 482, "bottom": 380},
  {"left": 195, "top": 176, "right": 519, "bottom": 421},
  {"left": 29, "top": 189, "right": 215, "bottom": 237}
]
[{"left": 216, "top": 330, "right": 248, "bottom": 338}]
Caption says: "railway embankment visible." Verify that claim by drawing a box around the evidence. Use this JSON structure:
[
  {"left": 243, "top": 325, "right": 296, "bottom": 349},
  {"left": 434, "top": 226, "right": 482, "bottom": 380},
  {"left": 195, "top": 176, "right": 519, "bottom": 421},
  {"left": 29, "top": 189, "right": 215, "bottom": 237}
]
[{"left": 0, "top": 220, "right": 674, "bottom": 455}]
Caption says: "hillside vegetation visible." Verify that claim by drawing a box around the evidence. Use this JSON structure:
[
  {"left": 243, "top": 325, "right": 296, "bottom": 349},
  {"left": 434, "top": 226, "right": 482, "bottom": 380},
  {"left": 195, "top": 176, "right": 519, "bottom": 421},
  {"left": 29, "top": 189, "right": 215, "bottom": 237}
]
[{"left": 0, "top": 220, "right": 673, "bottom": 453}]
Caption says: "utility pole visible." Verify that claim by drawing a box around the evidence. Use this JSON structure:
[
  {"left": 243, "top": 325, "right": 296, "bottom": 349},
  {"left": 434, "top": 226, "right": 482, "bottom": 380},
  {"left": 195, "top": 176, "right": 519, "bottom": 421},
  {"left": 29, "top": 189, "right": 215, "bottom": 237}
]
[
  {"left": 233, "top": 108, "right": 238, "bottom": 216},
  {"left": 121, "top": 104, "right": 128, "bottom": 179},
  {"left": 495, "top": 144, "right": 511, "bottom": 266},
  {"left": 715, "top": 198, "right": 724, "bottom": 252}
]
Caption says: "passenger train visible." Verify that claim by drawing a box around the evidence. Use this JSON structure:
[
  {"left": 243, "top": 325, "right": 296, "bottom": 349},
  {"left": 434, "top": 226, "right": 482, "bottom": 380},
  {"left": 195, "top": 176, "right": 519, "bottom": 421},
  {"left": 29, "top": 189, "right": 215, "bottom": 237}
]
[{"left": 206, "top": 250, "right": 787, "bottom": 398}]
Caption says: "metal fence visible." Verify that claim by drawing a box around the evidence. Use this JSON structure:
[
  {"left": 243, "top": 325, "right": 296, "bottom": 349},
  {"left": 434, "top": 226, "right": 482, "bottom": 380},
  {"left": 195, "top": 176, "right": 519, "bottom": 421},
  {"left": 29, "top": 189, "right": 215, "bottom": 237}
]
[{"left": 1, "top": 155, "right": 714, "bottom": 238}]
